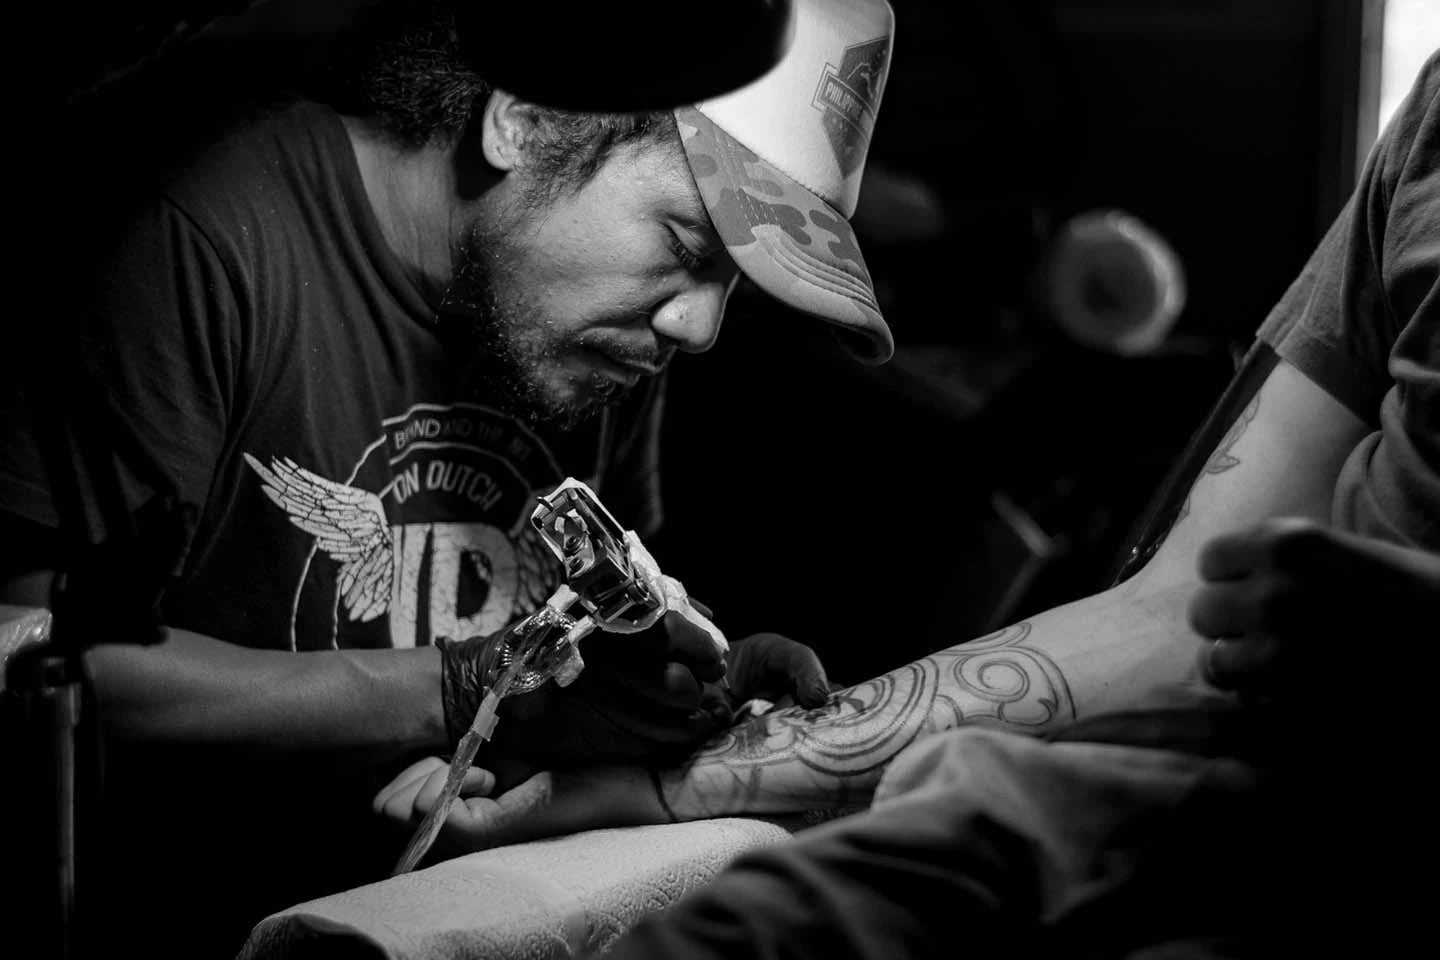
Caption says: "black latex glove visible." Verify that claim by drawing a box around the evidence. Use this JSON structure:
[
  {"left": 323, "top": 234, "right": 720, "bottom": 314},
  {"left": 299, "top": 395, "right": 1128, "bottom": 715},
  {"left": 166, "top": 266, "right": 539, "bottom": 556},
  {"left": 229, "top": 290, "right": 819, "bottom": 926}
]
[
  {"left": 722, "top": 631, "right": 832, "bottom": 711},
  {"left": 436, "top": 611, "right": 732, "bottom": 792}
]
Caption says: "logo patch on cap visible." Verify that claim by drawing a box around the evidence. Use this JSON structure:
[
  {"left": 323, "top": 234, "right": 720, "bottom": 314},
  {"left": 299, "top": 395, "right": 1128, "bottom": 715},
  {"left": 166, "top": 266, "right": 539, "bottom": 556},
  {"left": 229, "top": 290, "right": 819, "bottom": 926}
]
[{"left": 811, "top": 37, "right": 889, "bottom": 176}]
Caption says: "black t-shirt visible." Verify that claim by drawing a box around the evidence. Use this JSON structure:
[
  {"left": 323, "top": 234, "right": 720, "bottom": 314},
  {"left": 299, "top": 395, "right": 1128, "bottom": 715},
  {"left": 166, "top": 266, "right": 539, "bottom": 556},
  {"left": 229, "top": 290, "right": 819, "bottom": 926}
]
[
  {"left": 3, "top": 99, "right": 663, "bottom": 651},
  {"left": 2, "top": 99, "right": 668, "bottom": 956}
]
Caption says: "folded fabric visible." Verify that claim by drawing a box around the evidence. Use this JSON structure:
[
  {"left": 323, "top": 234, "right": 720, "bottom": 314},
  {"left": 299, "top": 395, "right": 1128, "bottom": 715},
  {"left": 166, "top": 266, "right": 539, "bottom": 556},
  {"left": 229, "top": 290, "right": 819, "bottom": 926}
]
[{"left": 238, "top": 817, "right": 799, "bottom": 960}]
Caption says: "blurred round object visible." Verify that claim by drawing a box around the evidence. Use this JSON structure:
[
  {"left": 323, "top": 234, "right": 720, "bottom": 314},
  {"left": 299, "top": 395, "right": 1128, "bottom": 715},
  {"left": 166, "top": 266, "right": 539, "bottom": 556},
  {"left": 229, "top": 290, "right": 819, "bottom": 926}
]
[{"left": 1042, "top": 210, "right": 1187, "bottom": 355}]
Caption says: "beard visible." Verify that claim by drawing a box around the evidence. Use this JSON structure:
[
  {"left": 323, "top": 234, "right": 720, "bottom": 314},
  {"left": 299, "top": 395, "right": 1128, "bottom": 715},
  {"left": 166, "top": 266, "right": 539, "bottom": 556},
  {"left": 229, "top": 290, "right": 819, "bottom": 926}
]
[{"left": 439, "top": 213, "right": 631, "bottom": 432}]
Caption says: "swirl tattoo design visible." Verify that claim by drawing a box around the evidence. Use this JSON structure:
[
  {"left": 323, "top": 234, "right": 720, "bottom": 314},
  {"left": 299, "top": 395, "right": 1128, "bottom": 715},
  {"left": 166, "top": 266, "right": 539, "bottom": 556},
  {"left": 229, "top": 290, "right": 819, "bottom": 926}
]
[{"left": 661, "top": 622, "right": 1075, "bottom": 817}]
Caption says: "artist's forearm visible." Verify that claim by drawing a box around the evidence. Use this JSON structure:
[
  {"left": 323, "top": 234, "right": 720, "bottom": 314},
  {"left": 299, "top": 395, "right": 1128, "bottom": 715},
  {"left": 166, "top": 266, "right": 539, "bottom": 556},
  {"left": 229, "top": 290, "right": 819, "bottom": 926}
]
[{"left": 85, "top": 628, "right": 447, "bottom": 759}]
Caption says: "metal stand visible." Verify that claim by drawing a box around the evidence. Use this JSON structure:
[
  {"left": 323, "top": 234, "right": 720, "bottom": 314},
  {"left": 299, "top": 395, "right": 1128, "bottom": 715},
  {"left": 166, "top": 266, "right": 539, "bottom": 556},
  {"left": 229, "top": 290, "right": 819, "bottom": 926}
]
[
  {"left": 6, "top": 636, "right": 85, "bottom": 958},
  {"left": 3, "top": 506, "right": 183, "bottom": 959}
]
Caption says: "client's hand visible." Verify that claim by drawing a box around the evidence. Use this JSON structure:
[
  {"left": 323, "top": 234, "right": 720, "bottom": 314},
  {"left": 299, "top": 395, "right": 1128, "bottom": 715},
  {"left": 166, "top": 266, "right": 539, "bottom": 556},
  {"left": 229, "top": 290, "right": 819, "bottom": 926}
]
[
  {"left": 374, "top": 756, "right": 664, "bottom": 857},
  {"left": 1188, "top": 517, "right": 1440, "bottom": 697}
]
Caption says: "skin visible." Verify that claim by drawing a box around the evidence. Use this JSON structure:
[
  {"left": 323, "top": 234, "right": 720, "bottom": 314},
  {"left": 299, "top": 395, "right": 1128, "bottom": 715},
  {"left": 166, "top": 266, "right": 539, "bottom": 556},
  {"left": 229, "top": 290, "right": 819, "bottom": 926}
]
[{"left": 0, "top": 91, "right": 742, "bottom": 766}]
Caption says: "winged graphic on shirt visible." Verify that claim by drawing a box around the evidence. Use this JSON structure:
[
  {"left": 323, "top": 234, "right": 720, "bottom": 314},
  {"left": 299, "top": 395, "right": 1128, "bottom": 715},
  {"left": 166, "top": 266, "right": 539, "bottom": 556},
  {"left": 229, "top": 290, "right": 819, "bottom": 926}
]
[{"left": 243, "top": 453, "right": 556, "bottom": 629}]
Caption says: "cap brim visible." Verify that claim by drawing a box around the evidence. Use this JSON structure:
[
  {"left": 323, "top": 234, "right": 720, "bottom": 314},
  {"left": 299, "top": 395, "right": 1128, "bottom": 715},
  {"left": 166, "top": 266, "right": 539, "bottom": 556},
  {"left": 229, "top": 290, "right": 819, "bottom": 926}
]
[{"left": 675, "top": 106, "right": 893, "bottom": 365}]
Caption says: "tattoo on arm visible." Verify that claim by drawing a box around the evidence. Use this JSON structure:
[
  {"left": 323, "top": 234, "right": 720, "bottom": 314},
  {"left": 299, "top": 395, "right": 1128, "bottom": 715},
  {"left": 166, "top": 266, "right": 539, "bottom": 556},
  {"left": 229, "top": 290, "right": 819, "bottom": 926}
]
[
  {"left": 1167, "top": 391, "right": 1262, "bottom": 531},
  {"left": 1205, "top": 393, "right": 1262, "bottom": 474},
  {"left": 658, "top": 622, "right": 1076, "bottom": 818}
]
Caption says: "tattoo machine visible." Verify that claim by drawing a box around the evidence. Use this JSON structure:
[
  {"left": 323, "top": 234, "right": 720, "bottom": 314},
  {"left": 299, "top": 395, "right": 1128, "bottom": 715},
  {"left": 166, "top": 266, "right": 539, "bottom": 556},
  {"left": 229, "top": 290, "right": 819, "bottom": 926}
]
[{"left": 392, "top": 478, "right": 726, "bottom": 875}]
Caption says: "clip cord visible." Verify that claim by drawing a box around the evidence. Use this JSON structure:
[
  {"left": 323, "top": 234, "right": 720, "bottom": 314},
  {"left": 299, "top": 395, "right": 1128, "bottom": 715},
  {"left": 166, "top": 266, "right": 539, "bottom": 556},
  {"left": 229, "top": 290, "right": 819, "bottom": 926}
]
[
  {"left": 393, "top": 585, "right": 585, "bottom": 876},
  {"left": 391, "top": 653, "right": 528, "bottom": 876}
]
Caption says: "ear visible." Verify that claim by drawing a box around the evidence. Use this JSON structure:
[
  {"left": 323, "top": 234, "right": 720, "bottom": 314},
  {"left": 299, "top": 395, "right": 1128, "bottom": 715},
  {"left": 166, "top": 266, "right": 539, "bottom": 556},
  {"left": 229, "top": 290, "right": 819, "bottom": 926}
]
[{"left": 478, "top": 90, "right": 537, "bottom": 172}]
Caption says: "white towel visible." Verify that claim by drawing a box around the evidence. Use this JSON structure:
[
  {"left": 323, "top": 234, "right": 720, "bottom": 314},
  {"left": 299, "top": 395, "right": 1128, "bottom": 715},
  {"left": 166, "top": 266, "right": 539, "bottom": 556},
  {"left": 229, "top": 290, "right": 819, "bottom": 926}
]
[{"left": 238, "top": 818, "right": 797, "bottom": 960}]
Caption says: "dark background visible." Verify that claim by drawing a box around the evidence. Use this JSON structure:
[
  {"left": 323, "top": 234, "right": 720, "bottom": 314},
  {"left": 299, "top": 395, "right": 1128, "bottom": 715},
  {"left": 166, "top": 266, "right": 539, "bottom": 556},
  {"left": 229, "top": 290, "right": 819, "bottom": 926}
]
[{"left": 47, "top": 0, "right": 1383, "bottom": 685}]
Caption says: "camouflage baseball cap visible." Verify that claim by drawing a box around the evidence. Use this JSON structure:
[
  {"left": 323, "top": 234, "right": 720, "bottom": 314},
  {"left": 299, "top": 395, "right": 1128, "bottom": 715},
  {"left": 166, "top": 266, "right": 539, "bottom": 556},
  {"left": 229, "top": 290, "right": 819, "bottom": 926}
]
[{"left": 676, "top": 0, "right": 895, "bottom": 364}]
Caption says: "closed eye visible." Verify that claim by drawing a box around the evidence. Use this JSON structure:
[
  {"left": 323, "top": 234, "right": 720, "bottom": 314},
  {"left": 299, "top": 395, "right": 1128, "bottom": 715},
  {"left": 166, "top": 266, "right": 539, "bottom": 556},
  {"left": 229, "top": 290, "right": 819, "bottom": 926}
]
[{"left": 668, "top": 232, "right": 708, "bottom": 272}]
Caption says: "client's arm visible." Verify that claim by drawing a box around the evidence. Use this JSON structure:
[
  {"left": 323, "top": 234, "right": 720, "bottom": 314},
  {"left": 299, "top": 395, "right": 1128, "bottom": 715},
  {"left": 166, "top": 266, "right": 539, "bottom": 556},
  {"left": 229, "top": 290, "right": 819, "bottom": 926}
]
[
  {"left": 659, "top": 618, "right": 1080, "bottom": 818},
  {"left": 660, "top": 360, "right": 1369, "bottom": 817}
]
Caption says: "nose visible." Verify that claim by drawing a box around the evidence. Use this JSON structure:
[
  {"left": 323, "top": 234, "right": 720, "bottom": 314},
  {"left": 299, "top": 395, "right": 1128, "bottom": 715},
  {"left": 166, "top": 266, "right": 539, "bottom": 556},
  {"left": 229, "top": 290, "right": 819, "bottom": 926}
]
[{"left": 650, "top": 276, "right": 736, "bottom": 354}]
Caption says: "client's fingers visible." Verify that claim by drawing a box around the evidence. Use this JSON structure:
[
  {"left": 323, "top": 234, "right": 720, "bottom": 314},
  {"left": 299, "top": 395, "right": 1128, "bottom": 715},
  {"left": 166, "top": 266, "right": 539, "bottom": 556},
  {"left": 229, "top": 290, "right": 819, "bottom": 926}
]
[
  {"left": 1202, "top": 635, "right": 1282, "bottom": 690},
  {"left": 1187, "top": 581, "right": 1263, "bottom": 639},
  {"left": 1196, "top": 529, "right": 1267, "bottom": 582},
  {"left": 1200, "top": 517, "right": 1335, "bottom": 583}
]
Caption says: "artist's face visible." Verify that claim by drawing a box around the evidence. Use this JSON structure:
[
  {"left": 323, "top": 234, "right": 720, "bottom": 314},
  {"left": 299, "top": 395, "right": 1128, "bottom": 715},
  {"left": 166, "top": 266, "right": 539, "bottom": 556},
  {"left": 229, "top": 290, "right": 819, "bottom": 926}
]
[{"left": 446, "top": 130, "right": 739, "bottom": 429}]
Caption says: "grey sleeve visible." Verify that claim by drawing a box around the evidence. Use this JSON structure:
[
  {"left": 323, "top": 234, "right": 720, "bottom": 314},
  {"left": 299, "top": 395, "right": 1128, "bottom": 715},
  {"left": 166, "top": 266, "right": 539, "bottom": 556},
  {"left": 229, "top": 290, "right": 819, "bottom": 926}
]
[{"left": 1257, "top": 54, "right": 1439, "bottom": 549}]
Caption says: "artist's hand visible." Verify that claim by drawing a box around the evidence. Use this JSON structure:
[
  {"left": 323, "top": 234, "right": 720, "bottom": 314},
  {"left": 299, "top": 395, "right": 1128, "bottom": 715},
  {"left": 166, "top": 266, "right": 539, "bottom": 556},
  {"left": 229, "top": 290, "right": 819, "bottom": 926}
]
[
  {"left": 440, "top": 611, "right": 732, "bottom": 791},
  {"left": 1188, "top": 518, "right": 1440, "bottom": 696},
  {"left": 724, "top": 632, "right": 832, "bottom": 710},
  {"left": 374, "top": 756, "right": 665, "bottom": 857}
]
